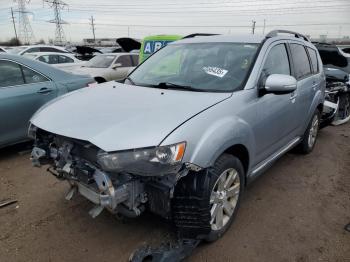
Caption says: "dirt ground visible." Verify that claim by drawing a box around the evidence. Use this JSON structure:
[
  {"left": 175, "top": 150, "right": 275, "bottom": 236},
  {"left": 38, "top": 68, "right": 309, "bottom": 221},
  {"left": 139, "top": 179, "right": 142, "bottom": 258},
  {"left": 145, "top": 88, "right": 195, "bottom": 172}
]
[{"left": 0, "top": 124, "right": 349, "bottom": 262}]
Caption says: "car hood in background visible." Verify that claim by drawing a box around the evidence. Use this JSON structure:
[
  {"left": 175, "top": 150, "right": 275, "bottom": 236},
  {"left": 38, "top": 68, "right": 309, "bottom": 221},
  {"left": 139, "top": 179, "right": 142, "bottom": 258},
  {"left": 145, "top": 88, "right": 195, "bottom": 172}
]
[
  {"left": 75, "top": 46, "right": 102, "bottom": 55},
  {"left": 116, "top": 37, "right": 141, "bottom": 52},
  {"left": 31, "top": 83, "right": 230, "bottom": 152}
]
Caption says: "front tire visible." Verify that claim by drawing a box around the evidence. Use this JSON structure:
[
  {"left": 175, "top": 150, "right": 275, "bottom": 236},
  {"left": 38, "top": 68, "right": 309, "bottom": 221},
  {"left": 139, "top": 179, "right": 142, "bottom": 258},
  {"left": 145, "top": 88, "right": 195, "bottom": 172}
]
[{"left": 172, "top": 154, "right": 244, "bottom": 242}]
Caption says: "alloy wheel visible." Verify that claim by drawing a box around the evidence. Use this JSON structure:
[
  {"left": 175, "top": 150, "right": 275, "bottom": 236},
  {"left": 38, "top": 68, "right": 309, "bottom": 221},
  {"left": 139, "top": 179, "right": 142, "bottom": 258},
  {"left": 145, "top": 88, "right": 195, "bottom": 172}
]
[{"left": 210, "top": 168, "right": 240, "bottom": 231}]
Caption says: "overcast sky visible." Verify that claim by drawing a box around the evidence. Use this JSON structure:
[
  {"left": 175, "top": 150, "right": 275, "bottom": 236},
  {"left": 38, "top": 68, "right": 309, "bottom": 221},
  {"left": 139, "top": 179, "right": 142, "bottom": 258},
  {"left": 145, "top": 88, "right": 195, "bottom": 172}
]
[{"left": 0, "top": 0, "right": 349, "bottom": 43}]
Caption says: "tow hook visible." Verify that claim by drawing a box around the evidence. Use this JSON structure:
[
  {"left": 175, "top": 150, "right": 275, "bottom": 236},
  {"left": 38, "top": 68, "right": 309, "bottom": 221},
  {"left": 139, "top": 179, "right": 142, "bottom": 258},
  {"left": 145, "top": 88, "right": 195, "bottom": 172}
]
[{"left": 129, "top": 238, "right": 201, "bottom": 262}]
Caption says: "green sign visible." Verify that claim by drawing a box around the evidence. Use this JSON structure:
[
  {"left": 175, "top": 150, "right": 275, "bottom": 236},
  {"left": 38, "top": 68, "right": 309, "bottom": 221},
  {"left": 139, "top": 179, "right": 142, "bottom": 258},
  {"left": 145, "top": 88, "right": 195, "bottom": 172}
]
[{"left": 139, "top": 35, "right": 183, "bottom": 63}]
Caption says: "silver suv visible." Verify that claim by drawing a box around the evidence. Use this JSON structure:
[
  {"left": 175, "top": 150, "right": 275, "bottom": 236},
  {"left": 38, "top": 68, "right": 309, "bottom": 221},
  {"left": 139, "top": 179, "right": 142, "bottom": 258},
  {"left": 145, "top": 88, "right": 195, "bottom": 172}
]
[{"left": 30, "top": 30, "right": 325, "bottom": 241}]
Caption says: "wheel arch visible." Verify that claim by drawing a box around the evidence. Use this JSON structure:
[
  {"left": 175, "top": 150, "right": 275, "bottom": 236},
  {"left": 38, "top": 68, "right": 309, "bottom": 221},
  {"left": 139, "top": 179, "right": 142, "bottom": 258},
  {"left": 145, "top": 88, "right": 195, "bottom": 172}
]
[{"left": 223, "top": 144, "right": 250, "bottom": 179}]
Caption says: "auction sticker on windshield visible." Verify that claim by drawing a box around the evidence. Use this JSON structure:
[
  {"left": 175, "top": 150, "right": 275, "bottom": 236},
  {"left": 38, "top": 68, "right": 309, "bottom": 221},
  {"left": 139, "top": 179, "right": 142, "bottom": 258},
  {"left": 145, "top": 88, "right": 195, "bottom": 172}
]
[{"left": 203, "top": 66, "right": 228, "bottom": 78}]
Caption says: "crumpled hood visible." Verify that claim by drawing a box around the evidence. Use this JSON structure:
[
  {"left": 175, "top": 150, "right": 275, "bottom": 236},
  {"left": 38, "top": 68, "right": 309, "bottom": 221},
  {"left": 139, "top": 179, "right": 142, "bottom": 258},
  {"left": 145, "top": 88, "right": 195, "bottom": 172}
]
[{"left": 31, "top": 83, "right": 230, "bottom": 152}]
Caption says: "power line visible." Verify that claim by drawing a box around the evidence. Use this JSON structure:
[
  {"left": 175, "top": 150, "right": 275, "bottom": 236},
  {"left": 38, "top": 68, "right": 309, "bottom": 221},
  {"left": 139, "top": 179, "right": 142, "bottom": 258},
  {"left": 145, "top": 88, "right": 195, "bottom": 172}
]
[
  {"left": 43, "top": 0, "right": 68, "bottom": 45},
  {"left": 66, "top": 6, "right": 350, "bottom": 16},
  {"left": 68, "top": 0, "right": 350, "bottom": 8},
  {"left": 13, "top": 0, "right": 35, "bottom": 44},
  {"left": 66, "top": 2, "right": 350, "bottom": 13}
]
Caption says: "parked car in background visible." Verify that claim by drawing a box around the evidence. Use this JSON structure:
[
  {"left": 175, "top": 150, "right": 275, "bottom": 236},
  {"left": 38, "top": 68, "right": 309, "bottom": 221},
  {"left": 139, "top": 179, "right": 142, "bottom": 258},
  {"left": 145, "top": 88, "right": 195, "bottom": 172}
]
[
  {"left": 0, "top": 53, "right": 94, "bottom": 148},
  {"left": 70, "top": 53, "right": 139, "bottom": 83},
  {"left": 24, "top": 52, "right": 85, "bottom": 69},
  {"left": 30, "top": 30, "right": 325, "bottom": 241},
  {"left": 8, "top": 45, "right": 69, "bottom": 56},
  {"left": 99, "top": 46, "right": 123, "bottom": 53},
  {"left": 314, "top": 42, "right": 350, "bottom": 75}
]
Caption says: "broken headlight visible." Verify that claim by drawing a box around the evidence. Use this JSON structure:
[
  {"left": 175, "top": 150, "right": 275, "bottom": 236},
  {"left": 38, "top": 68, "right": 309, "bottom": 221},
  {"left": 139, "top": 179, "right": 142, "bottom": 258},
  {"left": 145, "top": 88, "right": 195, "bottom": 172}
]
[
  {"left": 28, "top": 123, "right": 37, "bottom": 139},
  {"left": 97, "top": 142, "right": 186, "bottom": 176}
]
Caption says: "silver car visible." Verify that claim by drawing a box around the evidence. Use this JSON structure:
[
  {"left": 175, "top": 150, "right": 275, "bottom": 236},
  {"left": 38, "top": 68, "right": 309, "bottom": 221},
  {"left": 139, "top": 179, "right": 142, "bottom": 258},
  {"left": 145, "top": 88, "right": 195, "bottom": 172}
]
[
  {"left": 30, "top": 30, "right": 325, "bottom": 241},
  {"left": 0, "top": 54, "right": 94, "bottom": 148}
]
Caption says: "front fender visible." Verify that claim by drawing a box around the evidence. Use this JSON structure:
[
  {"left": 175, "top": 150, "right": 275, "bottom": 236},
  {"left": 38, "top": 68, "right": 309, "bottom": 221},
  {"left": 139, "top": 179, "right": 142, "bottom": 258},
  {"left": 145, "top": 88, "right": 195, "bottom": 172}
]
[
  {"left": 192, "top": 116, "right": 254, "bottom": 167},
  {"left": 160, "top": 102, "right": 256, "bottom": 171}
]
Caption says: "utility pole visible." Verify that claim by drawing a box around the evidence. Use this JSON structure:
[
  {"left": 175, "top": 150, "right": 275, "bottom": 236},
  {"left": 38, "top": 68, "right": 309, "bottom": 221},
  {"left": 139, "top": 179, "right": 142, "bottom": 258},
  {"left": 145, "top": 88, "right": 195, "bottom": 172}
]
[
  {"left": 10, "top": 7, "right": 19, "bottom": 45},
  {"left": 44, "top": 0, "right": 68, "bottom": 46},
  {"left": 252, "top": 20, "right": 256, "bottom": 35},
  {"left": 263, "top": 19, "right": 266, "bottom": 35},
  {"left": 13, "top": 0, "right": 35, "bottom": 44},
  {"left": 90, "top": 15, "right": 96, "bottom": 43}
]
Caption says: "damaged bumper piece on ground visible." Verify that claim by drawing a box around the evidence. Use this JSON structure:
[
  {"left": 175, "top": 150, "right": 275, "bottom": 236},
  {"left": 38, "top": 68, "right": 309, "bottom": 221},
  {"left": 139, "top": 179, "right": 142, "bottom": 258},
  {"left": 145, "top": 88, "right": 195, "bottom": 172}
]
[{"left": 30, "top": 129, "right": 196, "bottom": 220}]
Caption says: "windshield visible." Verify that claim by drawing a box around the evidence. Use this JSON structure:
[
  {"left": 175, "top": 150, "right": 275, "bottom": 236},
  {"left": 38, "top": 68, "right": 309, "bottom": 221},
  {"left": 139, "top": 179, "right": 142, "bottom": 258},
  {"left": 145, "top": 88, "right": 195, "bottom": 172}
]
[
  {"left": 85, "top": 55, "right": 115, "bottom": 68},
  {"left": 128, "top": 42, "right": 259, "bottom": 92},
  {"left": 8, "top": 46, "right": 27, "bottom": 54}
]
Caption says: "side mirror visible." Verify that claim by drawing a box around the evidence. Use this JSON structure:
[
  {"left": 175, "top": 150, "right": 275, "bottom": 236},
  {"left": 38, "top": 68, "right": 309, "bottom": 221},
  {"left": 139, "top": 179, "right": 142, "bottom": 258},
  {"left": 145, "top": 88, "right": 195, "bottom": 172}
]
[
  {"left": 264, "top": 74, "right": 297, "bottom": 94},
  {"left": 112, "top": 63, "right": 122, "bottom": 69}
]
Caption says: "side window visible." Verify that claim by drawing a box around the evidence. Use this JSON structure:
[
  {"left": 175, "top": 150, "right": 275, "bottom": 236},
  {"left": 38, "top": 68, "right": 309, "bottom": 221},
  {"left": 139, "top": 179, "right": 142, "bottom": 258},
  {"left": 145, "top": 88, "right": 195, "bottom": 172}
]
[
  {"left": 115, "top": 55, "right": 132, "bottom": 67},
  {"left": 290, "top": 44, "right": 312, "bottom": 79},
  {"left": 262, "top": 44, "right": 290, "bottom": 76},
  {"left": 40, "top": 47, "right": 65, "bottom": 53},
  {"left": 49, "top": 55, "right": 59, "bottom": 64},
  {"left": 21, "top": 66, "right": 49, "bottom": 84},
  {"left": 307, "top": 47, "right": 319, "bottom": 74},
  {"left": 23, "top": 47, "right": 40, "bottom": 54},
  {"left": 38, "top": 55, "right": 49, "bottom": 64},
  {"left": 0, "top": 60, "right": 25, "bottom": 87},
  {"left": 58, "top": 55, "right": 74, "bottom": 63},
  {"left": 131, "top": 55, "right": 139, "bottom": 66}
]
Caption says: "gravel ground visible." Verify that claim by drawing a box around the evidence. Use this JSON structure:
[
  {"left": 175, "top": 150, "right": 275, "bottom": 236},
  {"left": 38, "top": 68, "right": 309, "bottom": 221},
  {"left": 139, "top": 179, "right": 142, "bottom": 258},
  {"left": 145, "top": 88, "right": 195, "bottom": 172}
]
[{"left": 0, "top": 123, "right": 349, "bottom": 262}]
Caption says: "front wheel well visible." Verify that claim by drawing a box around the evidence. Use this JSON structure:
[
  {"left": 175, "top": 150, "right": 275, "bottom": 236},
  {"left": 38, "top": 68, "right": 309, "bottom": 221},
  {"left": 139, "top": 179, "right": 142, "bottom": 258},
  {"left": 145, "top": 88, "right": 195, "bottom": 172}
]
[{"left": 223, "top": 144, "right": 249, "bottom": 178}]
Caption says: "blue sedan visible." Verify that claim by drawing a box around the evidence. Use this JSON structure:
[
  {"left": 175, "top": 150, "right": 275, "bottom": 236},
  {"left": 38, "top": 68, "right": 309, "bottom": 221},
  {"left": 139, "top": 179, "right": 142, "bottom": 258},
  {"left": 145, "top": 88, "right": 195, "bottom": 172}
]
[{"left": 0, "top": 53, "right": 94, "bottom": 148}]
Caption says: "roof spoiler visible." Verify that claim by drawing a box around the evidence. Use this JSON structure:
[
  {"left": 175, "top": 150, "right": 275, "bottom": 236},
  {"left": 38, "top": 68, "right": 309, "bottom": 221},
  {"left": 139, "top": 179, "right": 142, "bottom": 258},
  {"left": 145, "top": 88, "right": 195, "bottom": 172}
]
[{"left": 266, "top": 30, "right": 310, "bottom": 42}]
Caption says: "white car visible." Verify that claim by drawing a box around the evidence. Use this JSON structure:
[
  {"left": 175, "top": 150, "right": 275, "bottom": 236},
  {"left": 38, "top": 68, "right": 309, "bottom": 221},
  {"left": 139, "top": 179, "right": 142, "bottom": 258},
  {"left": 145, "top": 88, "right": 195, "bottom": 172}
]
[
  {"left": 8, "top": 45, "right": 69, "bottom": 55},
  {"left": 70, "top": 53, "right": 139, "bottom": 83},
  {"left": 24, "top": 52, "right": 85, "bottom": 69}
]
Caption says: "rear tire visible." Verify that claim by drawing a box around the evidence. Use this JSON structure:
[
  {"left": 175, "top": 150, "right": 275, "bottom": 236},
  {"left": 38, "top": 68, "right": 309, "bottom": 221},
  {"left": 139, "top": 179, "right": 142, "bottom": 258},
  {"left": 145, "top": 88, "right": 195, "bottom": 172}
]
[
  {"left": 172, "top": 154, "right": 244, "bottom": 242},
  {"left": 297, "top": 110, "right": 320, "bottom": 154}
]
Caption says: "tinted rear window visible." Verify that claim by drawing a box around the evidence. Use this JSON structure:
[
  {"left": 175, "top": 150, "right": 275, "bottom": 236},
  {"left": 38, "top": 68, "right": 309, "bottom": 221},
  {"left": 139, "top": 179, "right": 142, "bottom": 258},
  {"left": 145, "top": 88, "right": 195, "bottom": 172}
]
[
  {"left": 290, "top": 44, "right": 312, "bottom": 79},
  {"left": 307, "top": 47, "right": 319, "bottom": 73}
]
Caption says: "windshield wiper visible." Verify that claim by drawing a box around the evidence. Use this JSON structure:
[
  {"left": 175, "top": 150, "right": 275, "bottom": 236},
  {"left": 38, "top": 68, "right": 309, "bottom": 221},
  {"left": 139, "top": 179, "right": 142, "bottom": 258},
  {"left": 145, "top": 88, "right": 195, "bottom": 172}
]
[
  {"left": 125, "top": 76, "right": 135, "bottom": 85},
  {"left": 154, "top": 82, "right": 207, "bottom": 92}
]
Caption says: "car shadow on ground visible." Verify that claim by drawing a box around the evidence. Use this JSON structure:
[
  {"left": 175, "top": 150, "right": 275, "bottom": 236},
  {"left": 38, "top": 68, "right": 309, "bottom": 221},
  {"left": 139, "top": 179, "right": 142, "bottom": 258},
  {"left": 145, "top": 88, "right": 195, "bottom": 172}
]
[{"left": 0, "top": 142, "right": 33, "bottom": 161}]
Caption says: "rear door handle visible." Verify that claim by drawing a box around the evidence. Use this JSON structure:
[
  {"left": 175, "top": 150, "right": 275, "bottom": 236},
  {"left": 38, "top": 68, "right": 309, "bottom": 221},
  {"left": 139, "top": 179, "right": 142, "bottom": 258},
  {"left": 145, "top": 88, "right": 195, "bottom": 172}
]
[{"left": 37, "top": 87, "right": 53, "bottom": 94}]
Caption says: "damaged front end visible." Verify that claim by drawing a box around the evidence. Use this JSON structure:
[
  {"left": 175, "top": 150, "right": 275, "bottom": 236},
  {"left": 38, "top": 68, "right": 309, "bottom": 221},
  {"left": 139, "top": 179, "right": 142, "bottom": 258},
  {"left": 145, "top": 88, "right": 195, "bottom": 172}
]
[{"left": 29, "top": 126, "right": 194, "bottom": 219}]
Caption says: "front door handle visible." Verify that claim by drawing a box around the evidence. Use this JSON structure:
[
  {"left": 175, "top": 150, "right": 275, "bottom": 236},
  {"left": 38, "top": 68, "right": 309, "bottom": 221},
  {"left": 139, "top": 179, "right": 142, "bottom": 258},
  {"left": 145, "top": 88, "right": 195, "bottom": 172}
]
[
  {"left": 37, "top": 87, "right": 52, "bottom": 94},
  {"left": 290, "top": 92, "right": 297, "bottom": 100}
]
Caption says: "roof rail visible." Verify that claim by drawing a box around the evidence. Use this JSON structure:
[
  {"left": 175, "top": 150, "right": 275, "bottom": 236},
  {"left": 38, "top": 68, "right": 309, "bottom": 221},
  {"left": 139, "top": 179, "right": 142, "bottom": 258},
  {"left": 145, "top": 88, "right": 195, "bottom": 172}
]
[
  {"left": 266, "top": 30, "right": 310, "bottom": 42},
  {"left": 183, "top": 33, "right": 219, "bottom": 39}
]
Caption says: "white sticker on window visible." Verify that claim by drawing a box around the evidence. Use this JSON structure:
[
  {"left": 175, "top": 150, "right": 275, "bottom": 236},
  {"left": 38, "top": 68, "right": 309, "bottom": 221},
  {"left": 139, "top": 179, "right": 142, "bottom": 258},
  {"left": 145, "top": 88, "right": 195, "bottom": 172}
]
[{"left": 203, "top": 66, "right": 228, "bottom": 78}]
